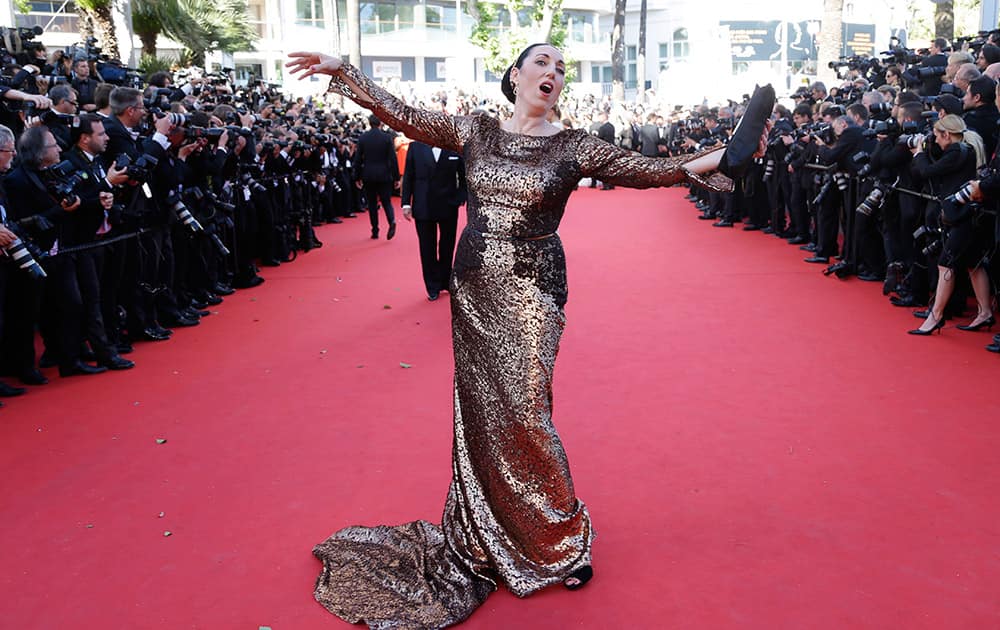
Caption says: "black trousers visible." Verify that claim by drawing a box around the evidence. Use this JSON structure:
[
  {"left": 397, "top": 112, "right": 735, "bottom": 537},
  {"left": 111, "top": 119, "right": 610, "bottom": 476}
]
[
  {"left": 0, "top": 262, "right": 42, "bottom": 376},
  {"left": 789, "top": 176, "right": 811, "bottom": 239},
  {"left": 43, "top": 249, "right": 117, "bottom": 366},
  {"left": 816, "top": 192, "right": 842, "bottom": 258},
  {"left": 364, "top": 181, "right": 395, "bottom": 230},
  {"left": 415, "top": 217, "right": 458, "bottom": 294}
]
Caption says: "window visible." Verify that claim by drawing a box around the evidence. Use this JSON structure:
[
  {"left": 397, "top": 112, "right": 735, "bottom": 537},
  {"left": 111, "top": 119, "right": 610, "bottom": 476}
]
[
  {"left": 626, "top": 45, "right": 637, "bottom": 89},
  {"left": 672, "top": 28, "right": 690, "bottom": 60},
  {"left": 297, "top": 0, "right": 323, "bottom": 26}
]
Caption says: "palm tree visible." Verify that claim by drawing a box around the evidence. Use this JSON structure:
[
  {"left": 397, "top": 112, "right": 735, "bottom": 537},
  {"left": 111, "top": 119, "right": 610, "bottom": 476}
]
[
  {"left": 75, "top": 0, "right": 121, "bottom": 60},
  {"left": 346, "top": 0, "right": 361, "bottom": 66},
  {"left": 611, "top": 0, "right": 626, "bottom": 102},
  {"left": 637, "top": 0, "right": 646, "bottom": 103},
  {"left": 935, "top": 1, "right": 954, "bottom": 42},
  {"left": 817, "top": 0, "right": 844, "bottom": 86},
  {"left": 132, "top": 0, "right": 257, "bottom": 66}
]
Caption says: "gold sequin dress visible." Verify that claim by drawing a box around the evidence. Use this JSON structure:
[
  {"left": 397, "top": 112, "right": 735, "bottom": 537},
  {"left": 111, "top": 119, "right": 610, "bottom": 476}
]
[{"left": 313, "top": 65, "right": 731, "bottom": 630}]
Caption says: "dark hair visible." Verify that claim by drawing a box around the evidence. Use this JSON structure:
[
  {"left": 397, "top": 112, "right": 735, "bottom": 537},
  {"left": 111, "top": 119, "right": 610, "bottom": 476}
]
[
  {"left": 982, "top": 44, "right": 1000, "bottom": 66},
  {"left": 368, "top": 114, "right": 381, "bottom": 129},
  {"left": 968, "top": 75, "right": 997, "bottom": 104},
  {"left": 792, "top": 103, "right": 813, "bottom": 118},
  {"left": 71, "top": 113, "right": 103, "bottom": 146},
  {"left": 846, "top": 102, "right": 868, "bottom": 123},
  {"left": 500, "top": 42, "right": 552, "bottom": 104},
  {"left": 18, "top": 125, "right": 52, "bottom": 169}
]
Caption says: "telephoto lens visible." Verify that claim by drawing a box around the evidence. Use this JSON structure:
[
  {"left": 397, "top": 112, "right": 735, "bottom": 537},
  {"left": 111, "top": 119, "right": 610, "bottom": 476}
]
[
  {"left": 168, "top": 192, "right": 204, "bottom": 232},
  {"left": 5, "top": 237, "right": 47, "bottom": 278},
  {"left": 857, "top": 187, "right": 885, "bottom": 216},
  {"left": 952, "top": 182, "right": 975, "bottom": 204}
]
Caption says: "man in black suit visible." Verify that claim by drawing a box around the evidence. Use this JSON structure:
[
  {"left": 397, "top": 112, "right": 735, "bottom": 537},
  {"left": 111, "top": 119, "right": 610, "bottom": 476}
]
[
  {"left": 400, "top": 141, "right": 467, "bottom": 301},
  {"left": 808, "top": 115, "right": 864, "bottom": 264},
  {"left": 639, "top": 113, "right": 662, "bottom": 157},
  {"left": 356, "top": 114, "right": 399, "bottom": 240},
  {"left": 595, "top": 111, "right": 616, "bottom": 189}
]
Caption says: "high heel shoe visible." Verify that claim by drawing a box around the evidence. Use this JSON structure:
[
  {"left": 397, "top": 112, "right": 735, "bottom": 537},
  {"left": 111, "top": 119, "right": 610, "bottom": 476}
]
[
  {"left": 908, "top": 316, "right": 945, "bottom": 336},
  {"left": 563, "top": 565, "right": 593, "bottom": 591},
  {"left": 957, "top": 315, "right": 995, "bottom": 331}
]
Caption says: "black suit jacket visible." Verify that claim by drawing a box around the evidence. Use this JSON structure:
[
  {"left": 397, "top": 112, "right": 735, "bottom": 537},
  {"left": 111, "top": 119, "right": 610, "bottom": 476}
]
[
  {"left": 356, "top": 127, "right": 399, "bottom": 184},
  {"left": 639, "top": 123, "right": 662, "bottom": 156},
  {"left": 597, "top": 121, "right": 615, "bottom": 144},
  {"left": 4, "top": 165, "right": 66, "bottom": 250},
  {"left": 400, "top": 142, "right": 467, "bottom": 222}
]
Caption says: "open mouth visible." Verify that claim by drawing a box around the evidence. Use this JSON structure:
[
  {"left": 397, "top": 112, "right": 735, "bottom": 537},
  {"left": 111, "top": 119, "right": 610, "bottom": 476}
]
[{"left": 539, "top": 82, "right": 553, "bottom": 95}]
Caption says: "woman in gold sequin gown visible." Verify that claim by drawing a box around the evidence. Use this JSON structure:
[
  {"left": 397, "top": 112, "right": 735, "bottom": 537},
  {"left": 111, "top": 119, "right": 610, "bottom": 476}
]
[{"left": 287, "top": 44, "right": 734, "bottom": 629}]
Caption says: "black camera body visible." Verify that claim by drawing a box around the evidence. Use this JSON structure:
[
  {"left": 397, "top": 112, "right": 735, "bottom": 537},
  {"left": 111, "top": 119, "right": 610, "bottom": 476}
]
[{"left": 42, "top": 159, "right": 84, "bottom": 206}]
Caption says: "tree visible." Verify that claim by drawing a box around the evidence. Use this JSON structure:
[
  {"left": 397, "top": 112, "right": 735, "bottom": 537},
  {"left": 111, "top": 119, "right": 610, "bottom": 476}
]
[
  {"left": 816, "top": 0, "right": 843, "bottom": 86},
  {"left": 934, "top": 0, "right": 955, "bottom": 42},
  {"left": 131, "top": 0, "right": 257, "bottom": 66},
  {"left": 637, "top": 0, "right": 646, "bottom": 102},
  {"left": 76, "top": 0, "right": 121, "bottom": 60},
  {"left": 610, "top": 0, "right": 626, "bottom": 102},
  {"left": 468, "top": 0, "right": 566, "bottom": 76},
  {"left": 346, "top": 0, "right": 361, "bottom": 66}
]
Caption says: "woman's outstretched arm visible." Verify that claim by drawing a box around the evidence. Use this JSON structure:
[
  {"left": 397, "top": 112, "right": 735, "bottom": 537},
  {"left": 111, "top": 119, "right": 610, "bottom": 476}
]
[
  {"left": 286, "top": 51, "right": 471, "bottom": 153},
  {"left": 576, "top": 133, "right": 734, "bottom": 192}
]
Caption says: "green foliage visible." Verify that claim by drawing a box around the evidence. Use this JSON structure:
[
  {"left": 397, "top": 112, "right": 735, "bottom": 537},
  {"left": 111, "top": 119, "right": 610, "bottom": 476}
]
[
  {"left": 74, "top": 0, "right": 111, "bottom": 10},
  {"left": 907, "top": 0, "right": 984, "bottom": 43},
  {"left": 138, "top": 53, "right": 174, "bottom": 75},
  {"left": 133, "top": 0, "right": 258, "bottom": 63},
  {"left": 469, "top": 0, "right": 566, "bottom": 76},
  {"left": 13, "top": 0, "right": 31, "bottom": 14}
]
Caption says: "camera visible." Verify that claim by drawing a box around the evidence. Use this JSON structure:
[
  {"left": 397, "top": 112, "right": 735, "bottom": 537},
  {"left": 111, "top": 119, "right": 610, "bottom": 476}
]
[
  {"left": 857, "top": 185, "right": 887, "bottom": 216},
  {"left": 913, "top": 224, "right": 944, "bottom": 257},
  {"left": 42, "top": 160, "right": 84, "bottom": 206},
  {"left": 3, "top": 231, "right": 46, "bottom": 278},
  {"left": 184, "top": 126, "right": 224, "bottom": 143},
  {"left": 115, "top": 153, "right": 160, "bottom": 183},
  {"left": 166, "top": 190, "right": 204, "bottom": 233}
]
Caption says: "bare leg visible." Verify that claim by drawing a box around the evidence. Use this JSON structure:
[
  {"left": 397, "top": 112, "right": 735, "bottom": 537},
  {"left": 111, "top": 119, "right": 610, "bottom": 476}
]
[
  {"left": 919, "top": 265, "right": 956, "bottom": 332},
  {"left": 967, "top": 266, "right": 994, "bottom": 326}
]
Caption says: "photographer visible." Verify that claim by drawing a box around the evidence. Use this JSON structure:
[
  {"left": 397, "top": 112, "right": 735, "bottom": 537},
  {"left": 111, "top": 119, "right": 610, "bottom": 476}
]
[
  {"left": 0, "top": 123, "right": 33, "bottom": 398},
  {"left": 918, "top": 38, "right": 950, "bottom": 97},
  {"left": 71, "top": 56, "right": 99, "bottom": 110},
  {"left": 2, "top": 126, "right": 81, "bottom": 380},
  {"left": 785, "top": 103, "right": 817, "bottom": 245},
  {"left": 872, "top": 102, "right": 922, "bottom": 303},
  {"left": 101, "top": 86, "right": 187, "bottom": 341},
  {"left": 47, "top": 113, "right": 133, "bottom": 374},
  {"left": 977, "top": 44, "right": 1000, "bottom": 71},
  {"left": 962, "top": 75, "right": 999, "bottom": 157},
  {"left": 908, "top": 115, "right": 987, "bottom": 334},
  {"left": 42, "top": 83, "right": 78, "bottom": 152},
  {"left": 808, "top": 115, "right": 863, "bottom": 264}
]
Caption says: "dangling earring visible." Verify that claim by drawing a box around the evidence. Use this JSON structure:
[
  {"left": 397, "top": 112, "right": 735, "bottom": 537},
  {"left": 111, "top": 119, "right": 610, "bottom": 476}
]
[{"left": 512, "top": 83, "right": 518, "bottom": 96}]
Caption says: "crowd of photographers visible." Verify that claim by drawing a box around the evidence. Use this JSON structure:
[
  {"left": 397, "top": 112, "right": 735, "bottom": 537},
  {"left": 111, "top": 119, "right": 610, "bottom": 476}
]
[
  {"left": 0, "top": 30, "right": 381, "bottom": 405},
  {"left": 674, "top": 33, "right": 1000, "bottom": 348}
]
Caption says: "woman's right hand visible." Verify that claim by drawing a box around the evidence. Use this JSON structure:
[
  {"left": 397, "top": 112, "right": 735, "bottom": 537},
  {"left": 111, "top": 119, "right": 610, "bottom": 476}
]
[{"left": 286, "top": 52, "right": 343, "bottom": 79}]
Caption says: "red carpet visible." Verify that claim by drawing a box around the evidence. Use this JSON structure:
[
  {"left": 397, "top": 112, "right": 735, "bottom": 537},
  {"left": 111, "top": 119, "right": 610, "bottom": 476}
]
[{"left": 2, "top": 187, "right": 999, "bottom": 629}]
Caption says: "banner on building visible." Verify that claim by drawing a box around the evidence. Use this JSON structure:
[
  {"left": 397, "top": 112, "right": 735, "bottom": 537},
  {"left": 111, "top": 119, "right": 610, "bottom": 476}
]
[
  {"left": 843, "top": 24, "right": 877, "bottom": 57},
  {"left": 372, "top": 61, "right": 403, "bottom": 79},
  {"left": 722, "top": 21, "right": 781, "bottom": 61}
]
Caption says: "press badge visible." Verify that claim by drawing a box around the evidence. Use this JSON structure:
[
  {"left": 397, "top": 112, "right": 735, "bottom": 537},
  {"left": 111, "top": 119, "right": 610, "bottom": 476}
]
[{"left": 142, "top": 182, "right": 152, "bottom": 198}]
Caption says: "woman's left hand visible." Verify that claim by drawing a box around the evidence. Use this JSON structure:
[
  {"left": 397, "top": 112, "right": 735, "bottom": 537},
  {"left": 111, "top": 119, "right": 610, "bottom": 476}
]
[{"left": 286, "top": 52, "right": 343, "bottom": 79}]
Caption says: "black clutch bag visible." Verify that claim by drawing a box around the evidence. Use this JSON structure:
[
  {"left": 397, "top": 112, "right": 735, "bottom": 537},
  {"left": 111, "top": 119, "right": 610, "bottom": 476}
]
[{"left": 718, "top": 84, "right": 776, "bottom": 179}]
